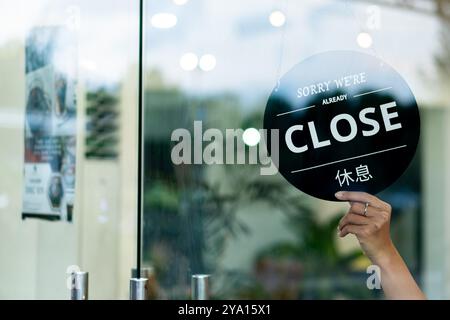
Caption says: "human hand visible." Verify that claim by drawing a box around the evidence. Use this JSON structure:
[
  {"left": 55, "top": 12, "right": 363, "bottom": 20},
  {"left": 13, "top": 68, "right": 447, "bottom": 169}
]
[{"left": 336, "top": 191, "right": 395, "bottom": 265}]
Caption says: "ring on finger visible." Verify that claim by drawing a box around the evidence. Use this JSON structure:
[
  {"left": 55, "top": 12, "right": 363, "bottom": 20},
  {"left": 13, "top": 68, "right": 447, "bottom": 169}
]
[{"left": 364, "top": 202, "right": 370, "bottom": 216}]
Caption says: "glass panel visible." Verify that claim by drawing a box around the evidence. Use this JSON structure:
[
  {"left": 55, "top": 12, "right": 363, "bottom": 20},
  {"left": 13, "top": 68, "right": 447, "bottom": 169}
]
[
  {"left": 0, "top": 0, "right": 449, "bottom": 300},
  {"left": 0, "top": 0, "right": 138, "bottom": 299},
  {"left": 142, "top": 0, "right": 448, "bottom": 299}
]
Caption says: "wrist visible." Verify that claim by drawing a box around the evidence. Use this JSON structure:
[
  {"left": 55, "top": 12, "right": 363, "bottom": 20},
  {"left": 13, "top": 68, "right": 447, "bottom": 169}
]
[{"left": 369, "top": 241, "right": 398, "bottom": 268}]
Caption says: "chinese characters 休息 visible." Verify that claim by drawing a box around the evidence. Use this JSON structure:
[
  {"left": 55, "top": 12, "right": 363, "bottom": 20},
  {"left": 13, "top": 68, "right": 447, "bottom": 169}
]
[{"left": 335, "top": 164, "right": 373, "bottom": 187}]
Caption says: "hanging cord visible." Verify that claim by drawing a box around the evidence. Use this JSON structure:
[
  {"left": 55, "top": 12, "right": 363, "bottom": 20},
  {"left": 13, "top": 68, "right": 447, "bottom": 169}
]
[
  {"left": 273, "top": 0, "right": 289, "bottom": 92},
  {"left": 343, "top": 0, "right": 382, "bottom": 60}
]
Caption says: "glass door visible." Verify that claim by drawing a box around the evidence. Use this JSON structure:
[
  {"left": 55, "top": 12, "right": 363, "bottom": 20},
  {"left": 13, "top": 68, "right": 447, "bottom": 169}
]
[
  {"left": 0, "top": 0, "right": 139, "bottom": 299},
  {"left": 1, "top": 0, "right": 450, "bottom": 300},
  {"left": 141, "top": 0, "right": 435, "bottom": 300}
]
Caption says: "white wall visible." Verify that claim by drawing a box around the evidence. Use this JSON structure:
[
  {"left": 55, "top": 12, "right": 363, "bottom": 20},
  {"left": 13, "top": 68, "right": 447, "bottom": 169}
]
[
  {"left": 0, "top": 40, "right": 39, "bottom": 300},
  {"left": 423, "top": 107, "right": 450, "bottom": 299}
]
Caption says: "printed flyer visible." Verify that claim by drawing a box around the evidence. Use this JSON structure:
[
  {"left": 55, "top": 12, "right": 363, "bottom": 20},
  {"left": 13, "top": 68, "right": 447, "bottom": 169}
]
[{"left": 22, "top": 27, "right": 77, "bottom": 222}]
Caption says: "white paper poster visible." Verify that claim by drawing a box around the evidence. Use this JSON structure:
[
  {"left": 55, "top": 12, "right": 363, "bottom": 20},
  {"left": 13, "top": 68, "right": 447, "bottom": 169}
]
[{"left": 22, "top": 27, "right": 77, "bottom": 222}]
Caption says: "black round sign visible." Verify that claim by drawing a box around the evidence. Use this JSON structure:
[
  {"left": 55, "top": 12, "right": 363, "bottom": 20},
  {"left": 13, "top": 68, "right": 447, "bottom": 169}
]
[{"left": 264, "top": 51, "right": 420, "bottom": 201}]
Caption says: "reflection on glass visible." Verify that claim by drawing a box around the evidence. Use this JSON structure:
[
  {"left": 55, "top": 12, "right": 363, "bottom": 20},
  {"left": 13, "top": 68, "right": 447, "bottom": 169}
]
[{"left": 141, "top": 0, "right": 429, "bottom": 300}]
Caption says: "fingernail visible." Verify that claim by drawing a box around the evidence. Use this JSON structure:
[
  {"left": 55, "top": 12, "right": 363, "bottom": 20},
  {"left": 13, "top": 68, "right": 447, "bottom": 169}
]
[
  {"left": 335, "top": 191, "right": 344, "bottom": 199},
  {"left": 337, "top": 230, "right": 341, "bottom": 237}
]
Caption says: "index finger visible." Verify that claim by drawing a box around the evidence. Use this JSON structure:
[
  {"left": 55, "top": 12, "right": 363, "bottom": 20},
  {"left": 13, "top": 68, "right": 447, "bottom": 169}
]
[{"left": 335, "top": 191, "right": 386, "bottom": 210}]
